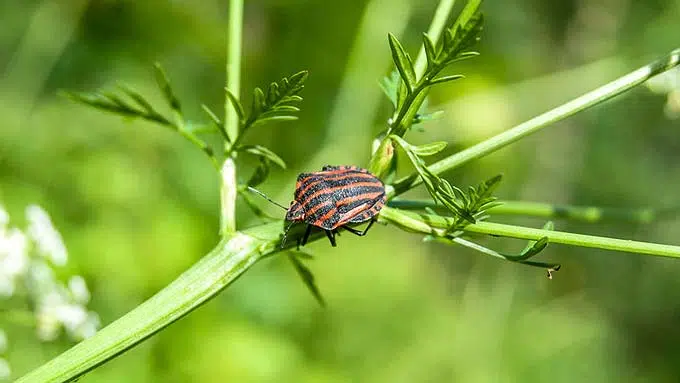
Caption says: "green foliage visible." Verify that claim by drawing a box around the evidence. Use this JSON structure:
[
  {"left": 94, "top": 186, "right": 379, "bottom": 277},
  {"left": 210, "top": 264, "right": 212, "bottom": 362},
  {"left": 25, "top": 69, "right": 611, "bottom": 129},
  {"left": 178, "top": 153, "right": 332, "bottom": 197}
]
[
  {"left": 230, "top": 71, "right": 307, "bottom": 143},
  {"left": 389, "top": 135, "right": 475, "bottom": 223},
  {"left": 227, "top": 71, "right": 307, "bottom": 190},
  {"left": 64, "top": 66, "right": 306, "bottom": 177},
  {"left": 427, "top": 221, "right": 560, "bottom": 276},
  {"left": 384, "top": 0, "right": 483, "bottom": 137},
  {"left": 13, "top": 0, "right": 680, "bottom": 380},
  {"left": 287, "top": 251, "right": 325, "bottom": 307}
]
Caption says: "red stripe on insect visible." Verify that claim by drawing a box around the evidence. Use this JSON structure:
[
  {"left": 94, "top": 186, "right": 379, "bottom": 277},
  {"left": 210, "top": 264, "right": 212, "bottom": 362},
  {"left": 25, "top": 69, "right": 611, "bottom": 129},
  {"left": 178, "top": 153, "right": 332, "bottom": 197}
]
[
  {"left": 296, "top": 172, "right": 377, "bottom": 197},
  {"left": 298, "top": 181, "right": 382, "bottom": 209},
  {"left": 336, "top": 191, "right": 384, "bottom": 207},
  {"left": 304, "top": 199, "right": 333, "bottom": 218}
]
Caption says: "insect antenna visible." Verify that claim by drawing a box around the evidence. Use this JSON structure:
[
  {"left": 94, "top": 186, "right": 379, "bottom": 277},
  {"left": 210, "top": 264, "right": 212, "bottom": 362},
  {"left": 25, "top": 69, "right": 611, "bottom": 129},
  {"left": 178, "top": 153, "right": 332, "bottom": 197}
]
[{"left": 246, "top": 186, "right": 288, "bottom": 211}]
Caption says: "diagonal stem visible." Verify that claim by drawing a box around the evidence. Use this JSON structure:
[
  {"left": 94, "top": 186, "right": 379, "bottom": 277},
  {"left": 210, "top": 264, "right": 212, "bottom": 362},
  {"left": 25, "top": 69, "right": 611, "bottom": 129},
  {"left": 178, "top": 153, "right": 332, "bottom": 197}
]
[
  {"left": 387, "top": 48, "right": 680, "bottom": 198},
  {"left": 379, "top": 206, "right": 680, "bottom": 258}
]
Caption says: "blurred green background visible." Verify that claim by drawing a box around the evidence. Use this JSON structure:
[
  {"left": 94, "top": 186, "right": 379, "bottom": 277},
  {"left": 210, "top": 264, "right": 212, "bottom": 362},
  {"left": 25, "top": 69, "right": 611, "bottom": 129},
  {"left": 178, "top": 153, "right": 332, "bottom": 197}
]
[{"left": 2, "top": 0, "right": 680, "bottom": 381}]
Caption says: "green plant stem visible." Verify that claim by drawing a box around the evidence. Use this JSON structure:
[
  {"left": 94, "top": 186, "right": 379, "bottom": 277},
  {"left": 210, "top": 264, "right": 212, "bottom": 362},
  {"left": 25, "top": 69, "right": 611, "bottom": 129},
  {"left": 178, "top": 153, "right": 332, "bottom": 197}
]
[
  {"left": 220, "top": 157, "right": 238, "bottom": 234},
  {"left": 379, "top": 0, "right": 458, "bottom": 146},
  {"left": 379, "top": 206, "right": 680, "bottom": 258},
  {"left": 413, "top": 0, "right": 457, "bottom": 77},
  {"left": 389, "top": 199, "right": 676, "bottom": 223},
  {"left": 387, "top": 48, "right": 680, "bottom": 198},
  {"left": 221, "top": 0, "right": 244, "bottom": 235},
  {"left": 225, "top": 0, "right": 243, "bottom": 144},
  {"left": 369, "top": 0, "right": 451, "bottom": 176},
  {"left": 16, "top": 224, "right": 282, "bottom": 383},
  {"left": 465, "top": 221, "right": 680, "bottom": 257},
  {"left": 21, "top": 202, "right": 680, "bottom": 382}
]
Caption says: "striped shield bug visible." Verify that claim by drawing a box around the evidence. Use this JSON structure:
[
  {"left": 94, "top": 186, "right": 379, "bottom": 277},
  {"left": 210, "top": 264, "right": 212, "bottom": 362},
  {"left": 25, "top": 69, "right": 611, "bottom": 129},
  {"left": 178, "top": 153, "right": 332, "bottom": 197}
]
[{"left": 248, "top": 165, "right": 386, "bottom": 247}]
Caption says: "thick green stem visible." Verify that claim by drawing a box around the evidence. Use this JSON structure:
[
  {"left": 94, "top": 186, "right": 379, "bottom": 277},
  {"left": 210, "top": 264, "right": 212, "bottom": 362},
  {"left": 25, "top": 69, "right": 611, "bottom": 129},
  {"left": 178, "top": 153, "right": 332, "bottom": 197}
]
[
  {"left": 387, "top": 48, "right": 680, "bottom": 197},
  {"left": 16, "top": 223, "right": 283, "bottom": 383}
]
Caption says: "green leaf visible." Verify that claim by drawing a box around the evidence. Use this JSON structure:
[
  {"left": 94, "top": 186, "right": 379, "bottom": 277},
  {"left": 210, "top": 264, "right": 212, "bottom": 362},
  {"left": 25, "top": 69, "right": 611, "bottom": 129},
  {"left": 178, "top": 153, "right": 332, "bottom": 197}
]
[
  {"left": 411, "top": 141, "right": 447, "bottom": 156},
  {"left": 288, "top": 70, "right": 309, "bottom": 85},
  {"left": 281, "top": 95, "right": 303, "bottom": 103},
  {"left": 240, "top": 144, "right": 287, "bottom": 169},
  {"left": 62, "top": 90, "right": 172, "bottom": 126},
  {"left": 479, "top": 174, "right": 503, "bottom": 196},
  {"left": 201, "top": 104, "right": 222, "bottom": 127},
  {"left": 379, "top": 71, "right": 400, "bottom": 108},
  {"left": 429, "top": 75, "right": 464, "bottom": 86},
  {"left": 422, "top": 33, "right": 437, "bottom": 68},
  {"left": 390, "top": 135, "right": 472, "bottom": 222},
  {"left": 247, "top": 158, "right": 270, "bottom": 187},
  {"left": 445, "top": 51, "right": 480, "bottom": 64},
  {"left": 450, "top": 0, "right": 483, "bottom": 37},
  {"left": 413, "top": 110, "right": 444, "bottom": 124},
  {"left": 250, "top": 115, "right": 298, "bottom": 128},
  {"left": 117, "top": 84, "right": 154, "bottom": 114},
  {"left": 438, "top": 235, "right": 559, "bottom": 276},
  {"left": 288, "top": 254, "right": 325, "bottom": 307},
  {"left": 225, "top": 89, "right": 245, "bottom": 122},
  {"left": 267, "top": 82, "right": 279, "bottom": 105},
  {"left": 251, "top": 87, "right": 266, "bottom": 118},
  {"left": 447, "top": 13, "right": 484, "bottom": 61},
  {"left": 153, "top": 63, "right": 181, "bottom": 113},
  {"left": 241, "top": 71, "right": 308, "bottom": 135},
  {"left": 388, "top": 33, "right": 417, "bottom": 93}
]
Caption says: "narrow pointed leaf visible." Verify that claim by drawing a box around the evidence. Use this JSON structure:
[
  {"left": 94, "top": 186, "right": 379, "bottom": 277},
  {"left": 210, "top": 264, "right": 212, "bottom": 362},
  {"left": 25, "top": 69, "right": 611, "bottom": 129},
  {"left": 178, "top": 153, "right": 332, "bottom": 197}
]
[
  {"left": 280, "top": 95, "right": 303, "bottom": 103},
  {"left": 388, "top": 33, "right": 417, "bottom": 92},
  {"left": 429, "top": 75, "right": 464, "bottom": 86},
  {"left": 251, "top": 87, "right": 266, "bottom": 119},
  {"left": 289, "top": 70, "right": 309, "bottom": 86},
  {"left": 379, "top": 71, "right": 400, "bottom": 108},
  {"left": 413, "top": 110, "right": 444, "bottom": 124},
  {"left": 247, "top": 158, "right": 270, "bottom": 187},
  {"left": 153, "top": 63, "right": 181, "bottom": 113},
  {"left": 117, "top": 84, "right": 155, "bottom": 114},
  {"left": 411, "top": 141, "right": 447, "bottom": 156},
  {"left": 450, "top": 0, "right": 483, "bottom": 38},
  {"left": 240, "top": 145, "right": 287, "bottom": 169},
  {"left": 288, "top": 255, "right": 325, "bottom": 307},
  {"left": 443, "top": 51, "right": 480, "bottom": 65},
  {"left": 250, "top": 115, "right": 298, "bottom": 128},
  {"left": 201, "top": 104, "right": 222, "bottom": 127},
  {"left": 269, "top": 105, "right": 300, "bottom": 113},
  {"left": 422, "top": 33, "right": 437, "bottom": 67},
  {"left": 267, "top": 82, "right": 279, "bottom": 105},
  {"left": 225, "top": 89, "right": 245, "bottom": 122}
]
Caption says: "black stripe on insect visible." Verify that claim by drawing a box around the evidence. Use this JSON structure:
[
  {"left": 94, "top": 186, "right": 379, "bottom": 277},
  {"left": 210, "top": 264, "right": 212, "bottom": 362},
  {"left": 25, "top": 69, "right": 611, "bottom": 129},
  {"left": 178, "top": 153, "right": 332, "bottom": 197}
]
[{"left": 248, "top": 165, "right": 386, "bottom": 247}]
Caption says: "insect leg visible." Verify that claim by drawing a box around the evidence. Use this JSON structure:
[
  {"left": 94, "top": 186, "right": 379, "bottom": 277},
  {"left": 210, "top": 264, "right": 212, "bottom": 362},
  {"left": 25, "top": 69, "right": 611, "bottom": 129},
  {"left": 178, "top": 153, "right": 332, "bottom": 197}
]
[
  {"left": 342, "top": 219, "right": 375, "bottom": 236},
  {"left": 300, "top": 224, "right": 313, "bottom": 247},
  {"left": 325, "top": 230, "right": 337, "bottom": 247}
]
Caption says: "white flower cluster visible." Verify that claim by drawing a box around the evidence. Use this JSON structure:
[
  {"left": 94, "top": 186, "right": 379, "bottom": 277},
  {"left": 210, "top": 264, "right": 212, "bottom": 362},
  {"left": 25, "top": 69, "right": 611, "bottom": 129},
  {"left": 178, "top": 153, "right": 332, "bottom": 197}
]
[{"left": 0, "top": 204, "right": 100, "bottom": 380}]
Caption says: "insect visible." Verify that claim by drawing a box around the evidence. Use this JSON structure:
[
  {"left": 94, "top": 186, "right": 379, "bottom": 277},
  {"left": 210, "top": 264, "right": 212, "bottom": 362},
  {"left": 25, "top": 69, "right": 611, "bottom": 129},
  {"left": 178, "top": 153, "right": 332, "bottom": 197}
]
[{"left": 249, "top": 165, "right": 386, "bottom": 247}]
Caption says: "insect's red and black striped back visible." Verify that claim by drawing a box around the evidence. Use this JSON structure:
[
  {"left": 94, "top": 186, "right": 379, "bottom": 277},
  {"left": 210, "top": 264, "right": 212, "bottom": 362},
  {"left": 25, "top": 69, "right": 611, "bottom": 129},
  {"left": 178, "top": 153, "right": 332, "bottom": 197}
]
[{"left": 285, "top": 165, "right": 386, "bottom": 230}]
